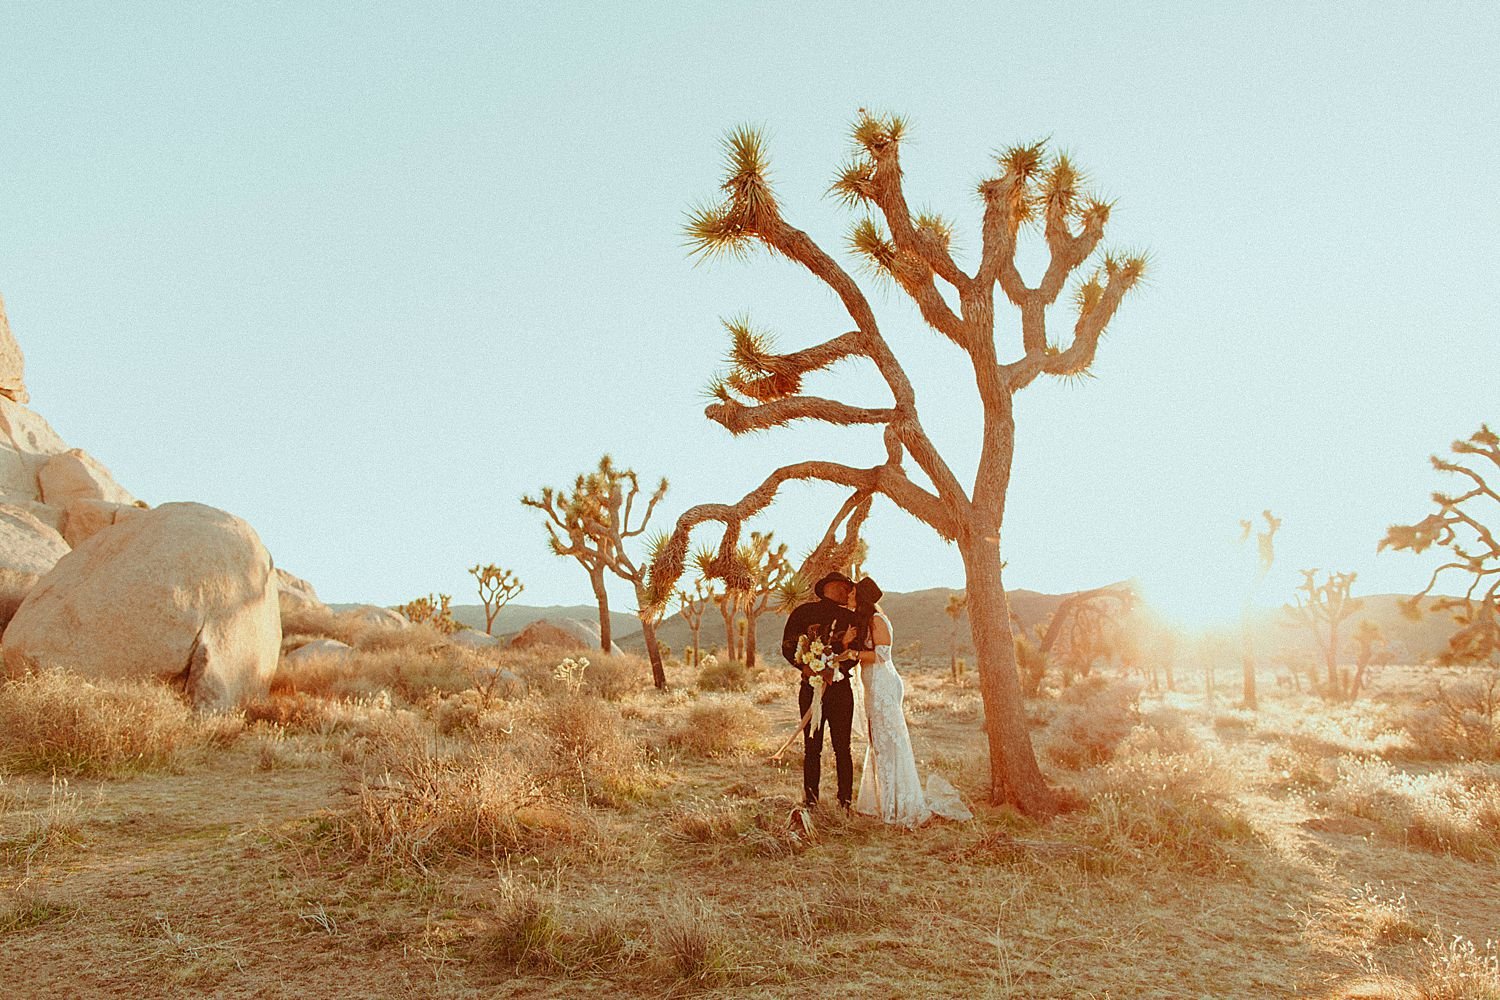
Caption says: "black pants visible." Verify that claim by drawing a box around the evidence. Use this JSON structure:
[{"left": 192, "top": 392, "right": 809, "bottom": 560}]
[{"left": 799, "top": 679, "right": 853, "bottom": 807}]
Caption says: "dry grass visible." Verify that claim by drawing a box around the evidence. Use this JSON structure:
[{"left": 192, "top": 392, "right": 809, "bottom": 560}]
[
  {"left": 666, "top": 697, "right": 761, "bottom": 758},
  {"left": 1041, "top": 676, "right": 1142, "bottom": 769},
  {"left": 5, "top": 655, "right": 1500, "bottom": 997},
  {"left": 333, "top": 724, "right": 593, "bottom": 871},
  {"left": 1320, "top": 757, "right": 1500, "bottom": 860},
  {"left": 0, "top": 670, "right": 234, "bottom": 777}
]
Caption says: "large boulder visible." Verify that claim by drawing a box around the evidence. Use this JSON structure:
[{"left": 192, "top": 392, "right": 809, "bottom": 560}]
[
  {"left": 2, "top": 501, "right": 282, "bottom": 710},
  {"left": 284, "top": 638, "right": 353, "bottom": 666},
  {"left": 275, "top": 567, "right": 325, "bottom": 612},
  {"left": 350, "top": 604, "right": 408, "bottom": 628},
  {"left": 38, "top": 448, "right": 136, "bottom": 508},
  {"left": 61, "top": 497, "right": 145, "bottom": 548},
  {"left": 0, "top": 293, "right": 26, "bottom": 404},
  {"left": 451, "top": 628, "right": 501, "bottom": 649},
  {"left": 507, "top": 617, "right": 622, "bottom": 655},
  {"left": 0, "top": 505, "right": 70, "bottom": 626},
  {"left": 0, "top": 396, "right": 69, "bottom": 504}
]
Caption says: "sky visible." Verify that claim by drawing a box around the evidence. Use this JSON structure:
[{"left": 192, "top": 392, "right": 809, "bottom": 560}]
[{"left": 1, "top": 3, "right": 1495, "bottom": 621}]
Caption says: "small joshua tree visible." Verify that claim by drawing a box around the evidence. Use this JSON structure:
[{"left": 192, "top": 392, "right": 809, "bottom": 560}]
[
  {"left": 1237, "top": 510, "right": 1281, "bottom": 710},
  {"left": 1380, "top": 424, "right": 1499, "bottom": 667},
  {"left": 399, "top": 593, "right": 460, "bottom": 634},
  {"left": 1285, "top": 569, "right": 1364, "bottom": 697},
  {"left": 731, "top": 530, "right": 793, "bottom": 671},
  {"left": 945, "top": 591, "right": 968, "bottom": 681},
  {"left": 676, "top": 577, "right": 715, "bottom": 667},
  {"left": 1348, "top": 619, "right": 1391, "bottom": 701},
  {"left": 523, "top": 455, "right": 671, "bottom": 687},
  {"left": 469, "top": 564, "right": 523, "bottom": 635},
  {"left": 647, "top": 114, "right": 1148, "bottom": 815}
]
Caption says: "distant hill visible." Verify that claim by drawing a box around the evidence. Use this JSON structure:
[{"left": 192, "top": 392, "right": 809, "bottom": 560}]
[
  {"left": 620, "top": 587, "right": 1067, "bottom": 665},
  {"left": 330, "top": 602, "right": 643, "bottom": 644},
  {"left": 619, "top": 588, "right": 1464, "bottom": 667},
  {"left": 336, "top": 589, "right": 1465, "bottom": 666}
]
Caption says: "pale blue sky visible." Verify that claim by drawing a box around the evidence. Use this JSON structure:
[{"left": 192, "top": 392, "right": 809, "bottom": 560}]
[{"left": 1, "top": 3, "right": 1495, "bottom": 618}]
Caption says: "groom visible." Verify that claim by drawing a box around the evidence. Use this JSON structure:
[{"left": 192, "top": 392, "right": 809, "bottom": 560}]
[{"left": 782, "top": 571, "right": 860, "bottom": 809}]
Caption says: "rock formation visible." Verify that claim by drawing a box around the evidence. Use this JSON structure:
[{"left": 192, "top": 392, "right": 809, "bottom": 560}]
[
  {"left": 0, "top": 505, "right": 70, "bottom": 626},
  {"left": 507, "top": 617, "right": 622, "bottom": 655},
  {"left": 0, "top": 293, "right": 27, "bottom": 404},
  {"left": 3, "top": 502, "right": 282, "bottom": 710}
]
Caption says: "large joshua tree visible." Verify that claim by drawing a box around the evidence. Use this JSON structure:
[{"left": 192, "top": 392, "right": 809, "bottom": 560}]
[
  {"left": 523, "top": 456, "right": 671, "bottom": 687},
  {"left": 647, "top": 113, "right": 1147, "bottom": 815},
  {"left": 1381, "top": 425, "right": 1499, "bottom": 667}
]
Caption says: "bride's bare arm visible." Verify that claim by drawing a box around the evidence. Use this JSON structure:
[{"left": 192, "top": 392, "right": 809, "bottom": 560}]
[{"left": 857, "top": 615, "right": 890, "bottom": 665}]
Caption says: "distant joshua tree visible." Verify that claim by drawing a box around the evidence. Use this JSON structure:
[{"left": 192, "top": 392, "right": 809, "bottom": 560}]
[
  {"left": 945, "top": 591, "right": 968, "bottom": 681},
  {"left": 1285, "top": 569, "right": 1364, "bottom": 697},
  {"left": 468, "top": 564, "right": 523, "bottom": 635},
  {"left": 1380, "top": 424, "right": 1499, "bottom": 667},
  {"left": 731, "top": 530, "right": 793, "bottom": 670},
  {"left": 523, "top": 456, "right": 671, "bottom": 688},
  {"left": 675, "top": 577, "right": 715, "bottom": 667},
  {"left": 647, "top": 113, "right": 1148, "bottom": 814},
  {"left": 399, "top": 593, "right": 460, "bottom": 634},
  {"left": 1347, "top": 619, "right": 1391, "bottom": 701},
  {"left": 1238, "top": 510, "right": 1281, "bottom": 710}
]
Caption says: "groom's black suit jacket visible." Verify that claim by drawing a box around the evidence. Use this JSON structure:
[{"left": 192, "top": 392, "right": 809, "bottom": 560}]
[{"left": 781, "top": 597, "right": 857, "bottom": 683}]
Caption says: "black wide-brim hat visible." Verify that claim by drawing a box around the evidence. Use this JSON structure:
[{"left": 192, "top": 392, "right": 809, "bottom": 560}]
[
  {"left": 855, "top": 577, "right": 882, "bottom": 606},
  {"left": 813, "top": 571, "right": 854, "bottom": 599}
]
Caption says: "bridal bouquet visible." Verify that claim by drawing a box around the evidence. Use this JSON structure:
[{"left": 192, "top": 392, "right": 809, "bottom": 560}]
[{"left": 795, "top": 630, "right": 845, "bottom": 732}]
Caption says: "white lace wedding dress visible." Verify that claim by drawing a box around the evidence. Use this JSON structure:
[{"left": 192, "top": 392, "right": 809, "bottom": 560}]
[{"left": 855, "top": 612, "right": 970, "bottom": 827}]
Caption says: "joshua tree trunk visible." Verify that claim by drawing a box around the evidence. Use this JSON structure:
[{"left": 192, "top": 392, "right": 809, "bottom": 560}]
[
  {"left": 639, "top": 612, "right": 666, "bottom": 689},
  {"left": 743, "top": 609, "right": 759, "bottom": 669},
  {"left": 689, "top": 622, "right": 702, "bottom": 666},
  {"left": 962, "top": 531, "right": 1057, "bottom": 812},
  {"left": 1241, "top": 639, "right": 1257, "bottom": 710},
  {"left": 590, "top": 569, "right": 611, "bottom": 653},
  {"left": 719, "top": 598, "right": 739, "bottom": 661}
]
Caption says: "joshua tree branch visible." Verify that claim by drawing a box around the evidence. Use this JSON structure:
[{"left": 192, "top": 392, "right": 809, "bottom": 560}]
[
  {"left": 649, "top": 458, "right": 955, "bottom": 603},
  {"left": 868, "top": 142, "right": 968, "bottom": 290},
  {"left": 707, "top": 395, "right": 897, "bottom": 435}
]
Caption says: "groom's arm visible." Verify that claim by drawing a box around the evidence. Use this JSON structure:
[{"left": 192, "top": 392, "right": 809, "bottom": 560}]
[{"left": 781, "top": 605, "right": 806, "bottom": 669}]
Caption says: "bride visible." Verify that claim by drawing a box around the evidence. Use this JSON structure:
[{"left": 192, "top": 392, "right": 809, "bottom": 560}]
[
  {"left": 858, "top": 578, "right": 972, "bottom": 827},
  {"left": 850, "top": 576, "right": 937, "bottom": 827}
]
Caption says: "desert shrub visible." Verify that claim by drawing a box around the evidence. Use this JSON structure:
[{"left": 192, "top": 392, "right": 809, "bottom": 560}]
[
  {"left": 397, "top": 594, "right": 460, "bottom": 634},
  {"left": 654, "top": 902, "right": 730, "bottom": 985},
  {"left": 671, "top": 799, "right": 748, "bottom": 843},
  {"left": 0, "top": 776, "right": 84, "bottom": 873},
  {"left": 0, "top": 671, "right": 223, "bottom": 777},
  {"left": 696, "top": 655, "right": 748, "bottom": 693},
  {"left": 1327, "top": 935, "right": 1500, "bottom": 1000},
  {"left": 1117, "top": 706, "right": 1199, "bottom": 758},
  {"left": 668, "top": 699, "right": 759, "bottom": 759},
  {"left": 1400, "top": 676, "right": 1500, "bottom": 761},
  {"left": 336, "top": 731, "right": 592, "bottom": 870},
  {"left": 1072, "top": 746, "right": 1258, "bottom": 872},
  {"left": 1320, "top": 757, "right": 1500, "bottom": 861},
  {"left": 272, "top": 643, "right": 487, "bottom": 705},
  {"left": 0, "top": 889, "right": 78, "bottom": 935},
  {"left": 428, "top": 689, "right": 518, "bottom": 738},
  {"left": 517, "top": 693, "right": 650, "bottom": 805},
  {"left": 496, "top": 647, "right": 646, "bottom": 701},
  {"left": 1042, "top": 677, "right": 1142, "bottom": 769}
]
